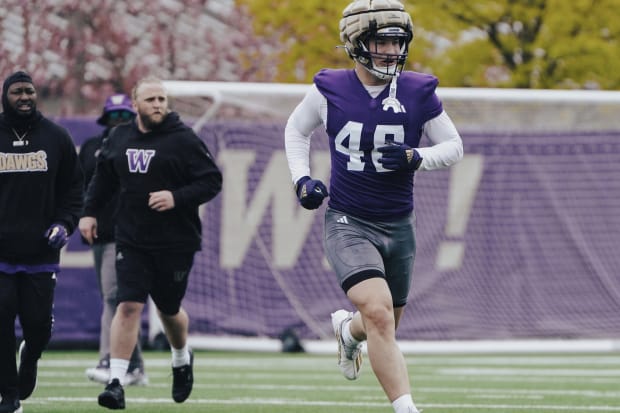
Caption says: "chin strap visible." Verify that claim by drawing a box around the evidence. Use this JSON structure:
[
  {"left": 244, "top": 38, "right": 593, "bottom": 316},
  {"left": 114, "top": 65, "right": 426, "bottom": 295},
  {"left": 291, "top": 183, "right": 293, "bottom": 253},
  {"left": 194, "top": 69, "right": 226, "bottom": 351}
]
[{"left": 381, "top": 73, "right": 406, "bottom": 113}]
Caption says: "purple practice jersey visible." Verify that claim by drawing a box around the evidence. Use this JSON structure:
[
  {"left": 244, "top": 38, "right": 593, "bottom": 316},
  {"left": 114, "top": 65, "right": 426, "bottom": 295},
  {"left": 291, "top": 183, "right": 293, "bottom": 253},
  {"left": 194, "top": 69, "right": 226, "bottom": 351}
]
[{"left": 314, "top": 69, "right": 443, "bottom": 220}]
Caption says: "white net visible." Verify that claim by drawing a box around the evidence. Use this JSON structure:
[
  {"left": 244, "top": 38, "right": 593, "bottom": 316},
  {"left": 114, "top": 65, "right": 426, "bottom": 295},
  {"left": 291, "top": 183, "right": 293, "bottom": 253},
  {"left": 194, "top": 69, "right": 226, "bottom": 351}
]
[{"left": 163, "top": 81, "right": 620, "bottom": 350}]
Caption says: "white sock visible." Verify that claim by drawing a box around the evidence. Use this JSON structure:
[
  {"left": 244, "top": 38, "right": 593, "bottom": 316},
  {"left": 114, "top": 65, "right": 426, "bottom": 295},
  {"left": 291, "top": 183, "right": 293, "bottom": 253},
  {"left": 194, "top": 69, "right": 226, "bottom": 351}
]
[
  {"left": 342, "top": 319, "right": 361, "bottom": 347},
  {"left": 109, "top": 358, "right": 129, "bottom": 383},
  {"left": 392, "top": 394, "right": 419, "bottom": 413},
  {"left": 171, "top": 345, "right": 190, "bottom": 367}
]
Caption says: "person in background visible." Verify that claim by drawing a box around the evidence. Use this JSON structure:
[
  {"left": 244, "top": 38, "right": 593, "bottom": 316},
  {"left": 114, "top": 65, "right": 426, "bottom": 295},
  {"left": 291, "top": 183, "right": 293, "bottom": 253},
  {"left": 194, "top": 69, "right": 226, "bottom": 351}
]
[
  {"left": 0, "top": 70, "right": 83, "bottom": 413},
  {"left": 78, "top": 93, "right": 148, "bottom": 387},
  {"left": 284, "top": 1, "right": 464, "bottom": 412},
  {"left": 79, "top": 76, "right": 222, "bottom": 410}
]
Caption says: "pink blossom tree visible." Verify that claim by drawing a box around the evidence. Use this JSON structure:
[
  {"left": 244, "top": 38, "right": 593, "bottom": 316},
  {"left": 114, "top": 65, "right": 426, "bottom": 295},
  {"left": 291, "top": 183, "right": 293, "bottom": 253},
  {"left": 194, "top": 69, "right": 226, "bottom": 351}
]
[{"left": 0, "top": 0, "right": 275, "bottom": 116}]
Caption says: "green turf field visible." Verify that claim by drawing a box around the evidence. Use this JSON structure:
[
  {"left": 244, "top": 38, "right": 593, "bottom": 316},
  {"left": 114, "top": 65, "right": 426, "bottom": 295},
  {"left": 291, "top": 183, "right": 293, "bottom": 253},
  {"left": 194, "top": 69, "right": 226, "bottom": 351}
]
[{"left": 18, "top": 350, "right": 620, "bottom": 412}]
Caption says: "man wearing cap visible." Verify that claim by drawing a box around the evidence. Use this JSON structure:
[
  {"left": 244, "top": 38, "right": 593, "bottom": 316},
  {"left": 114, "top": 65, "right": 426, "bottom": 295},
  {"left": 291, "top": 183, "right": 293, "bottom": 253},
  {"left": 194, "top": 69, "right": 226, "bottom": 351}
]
[
  {"left": 78, "top": 94, "right": 148, "bottom": 387},
  {"left": 0, "top": 70, "right": 83, "bottom": 413}
]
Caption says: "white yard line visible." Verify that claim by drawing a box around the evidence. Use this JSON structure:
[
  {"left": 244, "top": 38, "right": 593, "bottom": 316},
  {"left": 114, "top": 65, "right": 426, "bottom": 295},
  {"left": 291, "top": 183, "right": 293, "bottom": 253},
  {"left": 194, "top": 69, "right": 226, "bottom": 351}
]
[
  {"left": 436, "top": 367, "right": 620, "bottom": 376},
  {"left": 24, "top": 397, "right": 620, "bottom": 411},
  {"left": 31, "top": 379, "right": 620, "bottom": 400},
  {"left": 39, "top": 354, "right": 620, "bottom": 368}
]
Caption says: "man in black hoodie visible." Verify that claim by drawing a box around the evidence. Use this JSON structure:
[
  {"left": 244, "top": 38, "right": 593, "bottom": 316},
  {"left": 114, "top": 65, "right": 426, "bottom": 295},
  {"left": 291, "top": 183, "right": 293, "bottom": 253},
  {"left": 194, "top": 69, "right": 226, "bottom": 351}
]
[
  {"left": 79, "top": 93, "right": 148, "bottom": 387},
  {"left": 79, "top": 75, "right": 222, "bottom": 410},
  {"left": 0, "top": 71, "right": 83, "bottom": 413}
]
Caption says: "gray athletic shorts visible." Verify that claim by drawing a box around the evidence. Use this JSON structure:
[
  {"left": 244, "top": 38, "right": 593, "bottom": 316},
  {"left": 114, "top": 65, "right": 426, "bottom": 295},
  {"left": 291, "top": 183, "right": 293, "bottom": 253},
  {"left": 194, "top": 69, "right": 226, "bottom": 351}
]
[{"left": 323, "top": 207, "right": 416, "bottom": 307}]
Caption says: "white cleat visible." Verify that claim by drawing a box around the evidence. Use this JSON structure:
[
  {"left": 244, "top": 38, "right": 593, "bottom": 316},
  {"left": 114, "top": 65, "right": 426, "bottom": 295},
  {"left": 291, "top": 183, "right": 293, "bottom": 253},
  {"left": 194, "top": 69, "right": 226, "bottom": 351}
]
[
  {"left": 86, "top": 366, "right": 149, "bottom": 386},
  {"left": 124, "top": 367, "right": 149, "bottom": 386},
  {"left": 85, "top": 366, "right": 110, "bottom": 384},
  {"left": 331, "top": 309, "right": 363, "bottom": 380}
]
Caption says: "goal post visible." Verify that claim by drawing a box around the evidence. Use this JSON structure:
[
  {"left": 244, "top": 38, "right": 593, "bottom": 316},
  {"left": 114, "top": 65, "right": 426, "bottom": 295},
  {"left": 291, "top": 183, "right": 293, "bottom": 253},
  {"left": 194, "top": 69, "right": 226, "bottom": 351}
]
[
  {"left": 157, "top": 80, "right": 620, "bottom": 354},
  {"left": 164, "top": 80, "right": 620, "bottom": 131},
  {"left": 163, "top": 81, "right": 310, "bottom": 133}
]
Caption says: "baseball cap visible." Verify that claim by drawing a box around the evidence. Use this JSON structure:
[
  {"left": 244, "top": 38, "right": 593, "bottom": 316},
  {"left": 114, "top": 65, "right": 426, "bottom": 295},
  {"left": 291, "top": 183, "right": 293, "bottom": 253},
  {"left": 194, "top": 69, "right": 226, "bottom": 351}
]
[{"left": 97, "top": 93, "right": 136, "bottom": 125}]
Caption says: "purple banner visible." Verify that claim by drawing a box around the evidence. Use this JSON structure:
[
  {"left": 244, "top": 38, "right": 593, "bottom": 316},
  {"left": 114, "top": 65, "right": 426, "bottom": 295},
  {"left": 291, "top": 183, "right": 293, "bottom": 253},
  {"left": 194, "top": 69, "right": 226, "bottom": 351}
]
[{"left": 50, "top": 119, "right": 620, "bottom": 343}]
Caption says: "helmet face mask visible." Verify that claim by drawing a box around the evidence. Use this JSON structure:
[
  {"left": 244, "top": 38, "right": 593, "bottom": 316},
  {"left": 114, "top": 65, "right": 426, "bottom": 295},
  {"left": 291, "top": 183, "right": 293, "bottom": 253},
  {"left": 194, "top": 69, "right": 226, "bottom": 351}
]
[
  {"left": 356, "top": 26, "right": 410, "bottom": 80},
  {"left": 339, "top": 0, "right": 414, "bottom": 80}
]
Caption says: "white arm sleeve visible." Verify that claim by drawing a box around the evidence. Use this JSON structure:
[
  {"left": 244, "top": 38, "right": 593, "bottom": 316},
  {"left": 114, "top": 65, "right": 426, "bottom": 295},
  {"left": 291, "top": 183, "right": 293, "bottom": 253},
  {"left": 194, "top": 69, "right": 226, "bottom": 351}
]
[
  {"left": 417, "top": 111, "right": 464, "bottom": 171},
  {"left": 284, "top": 85, "right": 326, "bottom": 184}
]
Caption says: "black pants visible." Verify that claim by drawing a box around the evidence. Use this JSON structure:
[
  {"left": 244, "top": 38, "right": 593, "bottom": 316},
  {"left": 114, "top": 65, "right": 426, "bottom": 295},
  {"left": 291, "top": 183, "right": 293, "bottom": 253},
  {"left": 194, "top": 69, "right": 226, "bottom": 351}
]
[{"left": 0, "top": 272, "right": 55, "bottom": 398}]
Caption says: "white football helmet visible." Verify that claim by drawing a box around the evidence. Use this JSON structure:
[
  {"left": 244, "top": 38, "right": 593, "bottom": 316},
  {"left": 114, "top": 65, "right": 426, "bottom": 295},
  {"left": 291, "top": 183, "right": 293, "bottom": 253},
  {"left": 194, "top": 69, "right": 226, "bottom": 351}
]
[{"left": 339, "top": 0, "right": 414, "bottom": 80}]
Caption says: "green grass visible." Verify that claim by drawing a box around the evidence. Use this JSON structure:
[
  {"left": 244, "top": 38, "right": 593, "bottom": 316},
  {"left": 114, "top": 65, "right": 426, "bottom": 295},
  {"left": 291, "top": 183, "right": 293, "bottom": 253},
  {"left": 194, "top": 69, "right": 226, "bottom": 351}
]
[{"left": 20, "top": 350, "right": 620, "bottom": 412}]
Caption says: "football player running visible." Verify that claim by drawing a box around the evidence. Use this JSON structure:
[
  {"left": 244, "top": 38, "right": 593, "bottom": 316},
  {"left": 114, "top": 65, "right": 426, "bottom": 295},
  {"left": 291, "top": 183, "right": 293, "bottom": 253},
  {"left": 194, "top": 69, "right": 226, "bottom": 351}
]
[{"left": 284, "top": 1, "right": 463, "bottom": 412}]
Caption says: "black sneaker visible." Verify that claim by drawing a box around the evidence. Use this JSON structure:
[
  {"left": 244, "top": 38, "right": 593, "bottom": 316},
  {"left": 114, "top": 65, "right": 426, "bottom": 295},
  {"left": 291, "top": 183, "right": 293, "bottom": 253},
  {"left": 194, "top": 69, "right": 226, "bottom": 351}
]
[
  {"left": 17, "top": 341, "right": 38, "bottom": 400},
  {"left": 98, "top": 378, "right": 125, "bottom": 410},
  {"left": 0, "top": 396, "right": 22, "bottom": 413},
  {"left": 171, "top": 350, "right": 194, "bottom": 403}
]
